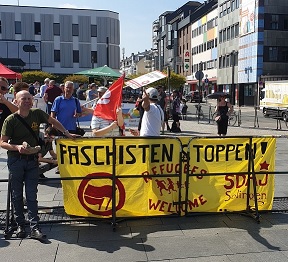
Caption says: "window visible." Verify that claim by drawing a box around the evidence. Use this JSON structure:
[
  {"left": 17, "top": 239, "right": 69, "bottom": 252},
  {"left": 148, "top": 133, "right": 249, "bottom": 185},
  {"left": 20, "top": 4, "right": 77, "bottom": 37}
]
[
  {"left": 202, "top": 24, "right": 206, "bottom": 33},
  {"left": 223, "top": 29, "right": 227, "bottom": 42},
  {"left": 283, "top": 47, "right": 288, "bottom": 62},
  {"left": 54, "top": 50, "right": 60, "bottom": 62},
  {"left": 219, "top": 4, "right": 223, "bottom": 18},
  {"left": 235, "top": 23, "right": 239, "bottom": 37},
  {"left": 215, "top": 38, "right": 217, "bottom": 47},
  {"left": 223, "top": 2, "right": 227, "bottom": 16},
  {"left": 269, "top": 47, "right": 278, "bottom": 61},
  {"left": 226, "top": 55, "right": 230, "bottom": 67},
  {"left": 15, "top": 21, "right": 21, "bottom": 34},
  {"left": 0, "top": 21, "right": 1, "bottom": 34},
  {"left": 231, "top": 0, "right": 235, "bottom": 11},
  {"left": 244, "top": 85, "right": 254, "bottom": 96},
  {"left": 271, "top": 15, "right": 279, "bottom": 29},
  {"left": 284, "top": 16, "right": 288, "bottom": 30},
  {"left": 34, "top": 22, "right": 41, "bottom": 35},
  {"left": 53, "top": 23, "right": 60, "bottom": 36},
  {"left": 227, "top": 1, "right": 231, "bottom": 14},
  {"left": 192, "top": 29, "right": 196, "bottom": 38},
  {"left": 219, "top": 30, "right": 222, "bottom": 43},
  {"left": 73, "top": 50, "right": 79, "bottom": 63},
  {"left": 236, "top": 0, "right": 240, "bottom": 9},
  {"left": 231, "top": 25, "right": 235, "bottom": 38},
  {"left": 207, "top": 19, "right": 213, "bottom": 30},
  {"left": 91, "top": 25, "right": 97, "bottom": 37},
  {"left": 72, "top": 24, "right": 79, "bottom": 36},
  {"left": 227, "top": 27, "right": 230, "bottom": 40}
]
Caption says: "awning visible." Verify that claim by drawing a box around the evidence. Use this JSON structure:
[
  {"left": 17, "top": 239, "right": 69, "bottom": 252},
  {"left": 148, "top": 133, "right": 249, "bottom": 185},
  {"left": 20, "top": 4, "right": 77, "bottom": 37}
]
[{"left": 0, "top": 58, "right": 26, "bottom": 67}]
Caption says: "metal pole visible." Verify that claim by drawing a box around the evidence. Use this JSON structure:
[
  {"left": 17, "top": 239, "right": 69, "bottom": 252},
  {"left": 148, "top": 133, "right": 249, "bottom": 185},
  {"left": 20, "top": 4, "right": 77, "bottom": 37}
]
[
  {"left": 197, "top": 62, "right": 202, "bottom": 123},
  {"left": 231, "top": 51, "right": 235, "bottom": 105},
  {"left": 167, "top": 66, "right": 171, "bottom": 117},
  {"left": 106, "top": 36, "right": 109, "bottom": 67}
]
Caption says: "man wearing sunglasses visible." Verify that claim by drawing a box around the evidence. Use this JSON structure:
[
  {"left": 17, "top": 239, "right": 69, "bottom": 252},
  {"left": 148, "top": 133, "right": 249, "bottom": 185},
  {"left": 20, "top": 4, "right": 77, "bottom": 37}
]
[{"left": 0, "top": 77, "right": 18, "bottom": 131}]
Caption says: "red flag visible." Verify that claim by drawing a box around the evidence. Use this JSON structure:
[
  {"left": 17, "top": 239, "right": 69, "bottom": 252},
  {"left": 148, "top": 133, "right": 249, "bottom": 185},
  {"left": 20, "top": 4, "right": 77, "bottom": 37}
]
[{"left": 93, "top": 74, "right": 125, "bottom": 121}]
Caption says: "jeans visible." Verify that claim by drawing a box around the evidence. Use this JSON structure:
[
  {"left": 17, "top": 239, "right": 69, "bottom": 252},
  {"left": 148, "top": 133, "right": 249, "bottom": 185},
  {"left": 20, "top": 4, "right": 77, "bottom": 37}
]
[
  {"left": 8, "top": 156, "right": 39, "bottom": 228},
  {"left": 46, "top": 103, "right": 52, "bottom": 115}
]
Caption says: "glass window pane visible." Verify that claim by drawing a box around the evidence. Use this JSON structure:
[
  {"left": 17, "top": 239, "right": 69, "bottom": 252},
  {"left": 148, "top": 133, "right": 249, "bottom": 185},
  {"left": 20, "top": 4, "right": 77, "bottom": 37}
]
[
  {"left": 15, "top": 21, "right": 21, "bottom": 34},
  {"left": 72, "top": 24, "right": 79, "bottom": 36},
  {"left": 91, "top": 25, "right": 97, "bottom": 37},
  {"left": 54, "top": 23, "right": 60, "bottom": 36}
]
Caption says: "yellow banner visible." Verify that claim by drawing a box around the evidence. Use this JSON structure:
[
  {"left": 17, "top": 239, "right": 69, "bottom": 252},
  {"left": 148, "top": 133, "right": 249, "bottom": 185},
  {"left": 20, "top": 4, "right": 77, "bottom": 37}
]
[
  {"left": 56, "top": 136, "right": 275, "bottom": 218},
  {"left": 186, "top": 137, "right": 275, "bottom": 212}
]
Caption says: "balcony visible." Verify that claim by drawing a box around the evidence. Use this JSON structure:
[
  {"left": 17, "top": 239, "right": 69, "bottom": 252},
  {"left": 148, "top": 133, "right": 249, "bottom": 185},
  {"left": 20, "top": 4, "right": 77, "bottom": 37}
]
[{"left": 153, "top": 20, "right": 159, "bottom": 32}]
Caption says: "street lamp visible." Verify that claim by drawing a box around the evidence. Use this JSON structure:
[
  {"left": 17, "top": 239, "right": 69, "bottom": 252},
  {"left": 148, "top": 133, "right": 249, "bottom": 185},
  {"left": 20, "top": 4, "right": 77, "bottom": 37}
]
[
  {"left": 245, "top": 66, "right": 252, "bottom": 82},
  {"left": 231, "top": 50, "right": 236, "bottom": 105},
  {"left": 106, "top": 36, "right": 109, "bottom": 66}
]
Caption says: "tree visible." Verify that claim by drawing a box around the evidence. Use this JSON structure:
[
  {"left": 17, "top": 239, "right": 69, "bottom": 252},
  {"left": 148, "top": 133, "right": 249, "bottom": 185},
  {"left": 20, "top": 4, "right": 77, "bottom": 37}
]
[
  {"left": 154, "top": 70, "right": 186, "bottom": 91},
  {"left": 63, "top": 75, "right": 89, "bottom": 84},
  {"left": 22, "top": 71, "right": 55, "bottom": 83}
]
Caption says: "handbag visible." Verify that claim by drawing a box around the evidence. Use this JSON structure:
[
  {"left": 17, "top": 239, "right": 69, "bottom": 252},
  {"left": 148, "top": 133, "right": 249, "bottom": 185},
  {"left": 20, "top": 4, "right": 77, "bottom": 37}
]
[
  {"left": 214, "top": 115, "right": 221, "bottom": 122},
  {"left": 76, "top": 122, "right": 85, "bottom": 136},
  {"left": 75, "top": 98, "right": 85, "bottom": 136}
]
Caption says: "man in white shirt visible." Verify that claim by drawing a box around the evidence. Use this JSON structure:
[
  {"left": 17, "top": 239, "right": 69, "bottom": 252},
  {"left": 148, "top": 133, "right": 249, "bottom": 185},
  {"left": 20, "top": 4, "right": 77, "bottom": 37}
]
[
  {"left": 39, "top": 78, "right": 50, "bottom": 98},
  {"left": 139, "top": 87, "right": 164, "bottom": 137}
]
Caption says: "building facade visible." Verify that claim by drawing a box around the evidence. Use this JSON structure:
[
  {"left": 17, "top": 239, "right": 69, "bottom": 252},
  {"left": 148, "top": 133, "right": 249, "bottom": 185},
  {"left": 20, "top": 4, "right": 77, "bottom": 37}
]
[
  {"left": 114, "top": 0, "right": 288, "bottom": 107},
  {"left": 0, "top": 5, "right": 120, "bottom": 74},
  {"left": 189, "top": 1, "right": 218, "bottom": 95}
]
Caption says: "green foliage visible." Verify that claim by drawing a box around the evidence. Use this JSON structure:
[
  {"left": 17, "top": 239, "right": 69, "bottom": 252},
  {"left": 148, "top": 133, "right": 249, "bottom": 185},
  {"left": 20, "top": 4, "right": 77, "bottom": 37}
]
[
  {"left": 63, "top": 75, "right": 89, "bottom": 84},
  {"left": 54, "top": 74, "right": 69, "bottom": 84},
  {"left": 22, "top": 71, "right": 55, "bottom": 84},
  {"left": 153, "top": 70, "right": 186, "bottom": 91}
]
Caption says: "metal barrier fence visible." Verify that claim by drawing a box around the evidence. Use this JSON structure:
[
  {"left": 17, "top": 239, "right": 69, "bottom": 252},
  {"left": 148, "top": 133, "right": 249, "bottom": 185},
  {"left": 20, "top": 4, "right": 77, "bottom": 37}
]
[{"left": 1, "top": 135, "right": 288, "bottom": 236}]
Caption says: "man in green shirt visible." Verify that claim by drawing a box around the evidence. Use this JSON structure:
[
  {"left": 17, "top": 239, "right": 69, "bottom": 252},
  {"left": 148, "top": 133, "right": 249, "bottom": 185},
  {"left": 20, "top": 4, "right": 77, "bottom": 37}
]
[{"left": 0, "top": 90, "right": 77, "bottom": 241}]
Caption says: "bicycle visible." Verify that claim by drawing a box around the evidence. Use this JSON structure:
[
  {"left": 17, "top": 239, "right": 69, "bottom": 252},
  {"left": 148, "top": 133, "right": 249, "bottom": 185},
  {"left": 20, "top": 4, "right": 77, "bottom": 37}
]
[
  {"left": 211, "top": 110, "right": 238, "bottom": 126},
  {"left": 195, "top": 104, "right": 204, "bottom": 119}
]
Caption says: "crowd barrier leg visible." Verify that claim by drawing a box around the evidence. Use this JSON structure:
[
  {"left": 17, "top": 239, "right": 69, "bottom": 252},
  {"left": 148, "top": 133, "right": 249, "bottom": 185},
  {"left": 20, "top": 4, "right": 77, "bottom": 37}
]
[
  {"left": 242, "top": 137, "right": 260, "bottom": 222},
  {"left": 254, "top": 106, "right": 259, "bottom": 128},
  {"left": 3, "top": 175, "right": 17, "bottom": 239}
]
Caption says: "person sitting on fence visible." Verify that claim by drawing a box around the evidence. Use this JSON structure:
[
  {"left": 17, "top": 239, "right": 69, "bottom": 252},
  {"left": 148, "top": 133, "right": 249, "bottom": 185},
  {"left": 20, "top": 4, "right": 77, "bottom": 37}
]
[
  {"left": 81, "top": 86, "right": 124, "bottom": 137},
  {"left": 38, "top": 126, "right": 60, "bottom": 179}
]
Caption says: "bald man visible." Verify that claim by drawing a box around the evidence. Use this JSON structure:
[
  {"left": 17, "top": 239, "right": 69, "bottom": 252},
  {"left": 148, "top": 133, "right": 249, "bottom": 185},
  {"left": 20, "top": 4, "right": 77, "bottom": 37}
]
[{"left": 0, "top": 90, "right": 76, "bottom": 241}]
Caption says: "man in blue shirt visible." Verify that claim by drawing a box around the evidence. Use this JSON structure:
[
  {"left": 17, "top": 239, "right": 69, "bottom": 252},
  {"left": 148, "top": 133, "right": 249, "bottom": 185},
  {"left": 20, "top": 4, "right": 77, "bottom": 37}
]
[{"left": 51, "top": 81, "right": 82, "bottom": 134}]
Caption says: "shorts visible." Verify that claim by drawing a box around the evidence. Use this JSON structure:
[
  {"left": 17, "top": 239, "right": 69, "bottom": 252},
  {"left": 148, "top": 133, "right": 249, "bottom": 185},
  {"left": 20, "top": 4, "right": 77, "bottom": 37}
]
[{"left": 91, "top": 115, "right": 112, "bottom": 130}]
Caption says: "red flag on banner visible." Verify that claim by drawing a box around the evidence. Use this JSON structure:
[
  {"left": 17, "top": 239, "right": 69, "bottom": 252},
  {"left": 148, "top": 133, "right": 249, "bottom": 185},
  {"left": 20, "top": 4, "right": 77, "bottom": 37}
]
[{"left": 93, "top": 74, "right": 125, "bottom": 121}]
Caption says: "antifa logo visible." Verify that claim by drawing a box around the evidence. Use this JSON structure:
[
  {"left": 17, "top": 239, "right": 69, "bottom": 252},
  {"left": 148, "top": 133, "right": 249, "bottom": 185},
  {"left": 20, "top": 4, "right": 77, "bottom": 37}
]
[{"left": 77, "top": 173, "right": 125, "bottom": 216}]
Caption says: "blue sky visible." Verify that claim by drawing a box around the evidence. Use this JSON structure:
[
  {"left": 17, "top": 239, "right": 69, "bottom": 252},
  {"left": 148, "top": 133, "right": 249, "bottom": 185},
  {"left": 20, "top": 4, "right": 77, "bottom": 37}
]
[{"left": 1, "top": 0, "right": 204, "bottom": 57}]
